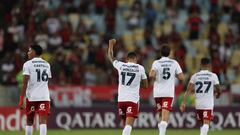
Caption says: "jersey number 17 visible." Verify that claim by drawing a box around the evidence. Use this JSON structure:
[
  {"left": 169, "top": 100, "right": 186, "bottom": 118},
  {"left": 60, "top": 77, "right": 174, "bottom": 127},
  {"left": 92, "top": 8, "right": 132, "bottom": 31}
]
[{"left": 121, "top": 72, "right": 136, "bottom": 86}]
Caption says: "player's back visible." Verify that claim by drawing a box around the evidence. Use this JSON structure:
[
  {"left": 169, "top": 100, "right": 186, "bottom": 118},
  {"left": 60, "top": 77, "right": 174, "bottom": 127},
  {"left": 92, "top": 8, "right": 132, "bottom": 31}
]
[
  {"left": 190, "top": 70, "right": 219, "bottom": 109},
  {"left": 23, "top": 57, "right": 51, "bottom": 101},
  {"left": 152, "top": 57, "right": 182, "bottom": 97},
  {"left": 113, "top": 60, "right": 147, "bottom": 103}
]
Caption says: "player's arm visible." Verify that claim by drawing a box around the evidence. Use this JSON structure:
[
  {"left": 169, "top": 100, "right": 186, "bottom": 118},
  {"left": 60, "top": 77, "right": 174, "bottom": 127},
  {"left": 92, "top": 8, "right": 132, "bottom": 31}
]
[
  {"left": 176, "top": 62, "right": 184, "bottom": 81},
  {"left": 176, "top": 73, "right": 184, "bottom": 81},
  {"left": 214, "top": 84, "right": 221, "bottom": 99},
  {"left": 19, "top": 75, "right": 29, "bottom": 109},
  {"left": 107, "top": 39, "right": 117, "bottom": 63},
  {"left": 149, "top": 69, "right": 156, "bottom": 86},
  {"left": 141, "top": 79, "right": 148, "bottom": 88},
  {"left": 180, "top": 82, "right": 194, "bottom": 112}
]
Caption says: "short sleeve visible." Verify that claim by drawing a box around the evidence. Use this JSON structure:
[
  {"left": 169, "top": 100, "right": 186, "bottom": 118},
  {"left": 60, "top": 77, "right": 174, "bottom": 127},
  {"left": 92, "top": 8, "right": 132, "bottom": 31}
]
[
  {"left": 113, "top": 60, "right": 123, "bottom": 70},
  {"left": 213, "top": 74, "right": 220, "bottom": 85},
  {"left": 22, "top": 62, "right": 30, "bottom": 75},
  {"left": 151, "top": 61, "right": 158, "bottom": 71},
  {"left": 175, "top": 61, "right": 183, "bottom": 74},
  {"left": 141, "top": 66, "right": 147, "bottom": 80},
  {"left": 48, "top": 64, "right": 52, "bottom": 78},
  {"left": 189, "top": 74, "right": 195, "bottom": 84}
]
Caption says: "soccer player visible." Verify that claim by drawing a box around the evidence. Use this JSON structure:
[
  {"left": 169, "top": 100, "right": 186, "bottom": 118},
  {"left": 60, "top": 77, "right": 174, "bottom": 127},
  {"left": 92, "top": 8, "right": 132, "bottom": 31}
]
[
  {"left": 18, "top": 45, "right": 51, "bottom": 135},
  {"left": 180, "top": 57, "right": 221, "bottom": 135},
  {"left": 149, "top": 45, "right": 184, "bottom": 135},
  {"left": 107, "top": 39, "right": 148, "bottom": 135}
]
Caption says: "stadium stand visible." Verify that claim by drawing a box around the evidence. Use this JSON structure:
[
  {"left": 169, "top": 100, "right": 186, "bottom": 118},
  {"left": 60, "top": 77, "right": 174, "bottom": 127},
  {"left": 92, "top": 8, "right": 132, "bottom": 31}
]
[{"left": 0, "top": 0, "right": 240, "bottom": 106}]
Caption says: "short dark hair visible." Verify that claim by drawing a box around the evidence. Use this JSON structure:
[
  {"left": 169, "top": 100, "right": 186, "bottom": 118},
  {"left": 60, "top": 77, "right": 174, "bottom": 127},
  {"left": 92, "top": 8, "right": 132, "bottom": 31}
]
[
  {"left": 161, "top": 45, "right": 171, "bottom": 57},
  {"left": 31, "top": 44, "right": 43, "bottom": 56},
  {"left": 201, "top": 57, "right": 211, "bottom": 65},
  {"left": 127, "top": 52, "right": 137, "bottom": 59}
]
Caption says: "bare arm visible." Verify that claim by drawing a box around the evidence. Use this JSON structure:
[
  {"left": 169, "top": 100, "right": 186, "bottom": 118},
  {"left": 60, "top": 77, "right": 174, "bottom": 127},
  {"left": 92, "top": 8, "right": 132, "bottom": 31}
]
[
  {"left": 180, "top": 83, "right": 194, "bottom": 112},
  {"left": 141, "top": 79, "right": 148, "bottom": 89},
  {"left": 177, "top": 73, "right": 184, "bottom": 81},
  {"left": 20, "top": 75, "right": 29, "bottom": 97},
  {"left": 149, "top": 70, "right": 156, "bottom": 86},
  {"left": 214, "top": 84, "right": 221, "bottom": 99},
  {"left": 107, "top": 39, "right": 117, "bottom": 63},
  {"left": 19, "top": 75, "right": 29, "bottom": 109}
]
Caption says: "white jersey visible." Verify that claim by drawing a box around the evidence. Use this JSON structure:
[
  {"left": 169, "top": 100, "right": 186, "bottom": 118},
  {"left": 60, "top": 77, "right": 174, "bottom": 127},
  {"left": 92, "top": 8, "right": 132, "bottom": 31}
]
[
  {"left": 113, "top": 60, "right": 147, "bottom": 103},
  {"left": 23, "top": 57, "right": 51, "bottom": 101},
  {"left": 151, "top": 57, "right": 182, "bottom": 98},
  {"left": 190, "top": 70, "right": 219, "bottom": 109}
]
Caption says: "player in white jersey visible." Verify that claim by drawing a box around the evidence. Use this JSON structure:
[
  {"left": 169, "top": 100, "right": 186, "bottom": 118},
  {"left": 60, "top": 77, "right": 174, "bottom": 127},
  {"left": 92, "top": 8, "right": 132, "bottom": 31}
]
[
  {"left": 149, "top": 45, "right": 184, "bottom": 135},
  {"left": 180, "top": 58, "right": 221, "bottom": 135},
  {"left": 18, "top": 45, "right": 51, "bottom": 135},
  {"left": 107, "top": 39, "right": 148, "bottom": 135}
]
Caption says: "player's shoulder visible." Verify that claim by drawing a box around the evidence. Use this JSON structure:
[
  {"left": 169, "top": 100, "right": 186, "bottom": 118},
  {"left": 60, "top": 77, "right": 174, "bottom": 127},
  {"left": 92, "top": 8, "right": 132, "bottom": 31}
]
[
  {"left": 113, "top": 60, "right": 124, "bottom": 65},
  {"left": 23, "top": 59, "right": 32, "bottom": 67},
  {"left": 209, "top": 72, "right": 218, "bottom": 78},
  {"left": 136, "top": 63, "right": 145, "bottom": 71},
  {"left": 152, "top": 59, "right": 161, "bottom": 65},
  {"left": 170, "top": 58, "right": 180, "bottom": 65},
  {"left": 191, "top": 72, "right": 198, "bottom": 77},
  {"left": 42, "top": 59, "right": 50, "bottom": 65}
]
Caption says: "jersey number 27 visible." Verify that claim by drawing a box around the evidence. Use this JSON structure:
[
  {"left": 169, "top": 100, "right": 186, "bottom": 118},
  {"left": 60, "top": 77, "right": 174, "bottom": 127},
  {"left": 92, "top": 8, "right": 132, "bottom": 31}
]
[{"left": 195, "top": 81, "right": 211, "bottom": 93}]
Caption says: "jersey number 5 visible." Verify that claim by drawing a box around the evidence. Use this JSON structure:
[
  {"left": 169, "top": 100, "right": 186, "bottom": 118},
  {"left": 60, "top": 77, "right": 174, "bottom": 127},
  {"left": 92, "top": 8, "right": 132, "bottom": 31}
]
[
  {"left": 121, "top": 72, "right": 136, "bottom": 86},
  {"left": 195, "top": 81, "right": 211, "bottom": 93},
  {"left": 36, "top": 69, "right": 48, "bottom": 82},
  {"left": 163, "top": 68, "right": 171, "bottom": 80}
]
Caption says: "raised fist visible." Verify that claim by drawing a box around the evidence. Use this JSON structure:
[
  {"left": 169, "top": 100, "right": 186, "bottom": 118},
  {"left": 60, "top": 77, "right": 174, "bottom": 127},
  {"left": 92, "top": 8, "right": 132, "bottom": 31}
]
[{"left": 109, "top": 39, "right": 116, "bottom": 46}]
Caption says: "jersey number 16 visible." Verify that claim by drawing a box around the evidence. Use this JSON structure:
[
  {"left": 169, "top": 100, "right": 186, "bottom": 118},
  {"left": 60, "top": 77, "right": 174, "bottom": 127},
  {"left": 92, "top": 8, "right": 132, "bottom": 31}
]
[{"left": 36, "top": 69, "right": 48, "bottom": 82}]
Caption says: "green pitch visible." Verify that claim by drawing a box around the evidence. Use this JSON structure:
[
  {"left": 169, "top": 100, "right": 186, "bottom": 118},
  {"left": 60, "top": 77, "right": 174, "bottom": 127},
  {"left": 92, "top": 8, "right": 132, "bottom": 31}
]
[{"left": 2, "top": 129, "right": 240, "bottom": 135}]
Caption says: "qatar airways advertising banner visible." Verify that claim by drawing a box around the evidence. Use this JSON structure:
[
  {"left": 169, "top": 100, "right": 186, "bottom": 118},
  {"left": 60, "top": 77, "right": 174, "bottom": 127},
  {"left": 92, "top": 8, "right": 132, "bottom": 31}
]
[{"left": 0, "top": 107, "right": 239, "bottom": 130}]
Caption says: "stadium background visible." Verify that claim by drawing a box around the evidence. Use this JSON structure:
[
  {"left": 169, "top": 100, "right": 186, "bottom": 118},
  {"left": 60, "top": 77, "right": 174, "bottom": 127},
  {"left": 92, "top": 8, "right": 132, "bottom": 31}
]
[{"left": 0, "top": 0, "right": 240, "bottom": 134}]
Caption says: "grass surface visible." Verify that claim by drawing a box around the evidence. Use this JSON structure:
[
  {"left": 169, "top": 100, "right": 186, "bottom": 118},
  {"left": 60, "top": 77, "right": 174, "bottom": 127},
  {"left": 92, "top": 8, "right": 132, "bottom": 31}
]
[{"left": 1, "top": 129, "right": 240, "bottom": 135}]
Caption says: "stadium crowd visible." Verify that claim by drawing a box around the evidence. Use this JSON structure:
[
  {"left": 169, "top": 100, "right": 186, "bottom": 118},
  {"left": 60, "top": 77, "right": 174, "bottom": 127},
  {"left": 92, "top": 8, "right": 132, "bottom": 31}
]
[{"left": 0, "top": 0, "right": 240, "bottom": 88}]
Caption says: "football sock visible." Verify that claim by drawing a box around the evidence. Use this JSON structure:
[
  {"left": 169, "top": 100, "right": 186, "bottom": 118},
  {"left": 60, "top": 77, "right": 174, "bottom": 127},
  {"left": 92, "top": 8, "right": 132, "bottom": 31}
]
[
  {"left": 122, "top": 125, "right": 132, "bottom": 135},
  {"left": 158, "top": 121, "right": 168, "bottom": 135},
  {"left": 200, "top": 124, "right": 209, "bottom": 135},
  {"left": 40, "top": 124, "right": 47, "bottom": 135},
  {"left": 25, "top": 125, "right": 33, "bottom": 135}
]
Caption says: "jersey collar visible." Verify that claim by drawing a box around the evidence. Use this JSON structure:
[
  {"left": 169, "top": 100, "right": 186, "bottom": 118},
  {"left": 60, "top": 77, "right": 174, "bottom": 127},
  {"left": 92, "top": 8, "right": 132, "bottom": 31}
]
[
  {"left": 200, "top": 70, "right": 209, "bottom": 72},
  {"left": 32, "top": 57, "right": 42, "bottom": 60},
  {"left": 161, "top": 57, "right": 169, "bottom": 60},
  {"left": 127, "top": 62, "right": 136, "bottom": 64}
]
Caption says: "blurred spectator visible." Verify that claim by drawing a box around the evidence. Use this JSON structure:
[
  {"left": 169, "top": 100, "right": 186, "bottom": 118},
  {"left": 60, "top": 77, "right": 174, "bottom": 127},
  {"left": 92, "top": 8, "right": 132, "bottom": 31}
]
[
  {"left": 0, "top": 0, "right": 240, "bottom": 91},
  {"left": 188, "top": 12, "right": 201, "bottom": 40},
  {"left": 145, "top": 1, "right": 157, "bottom": 30}
]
